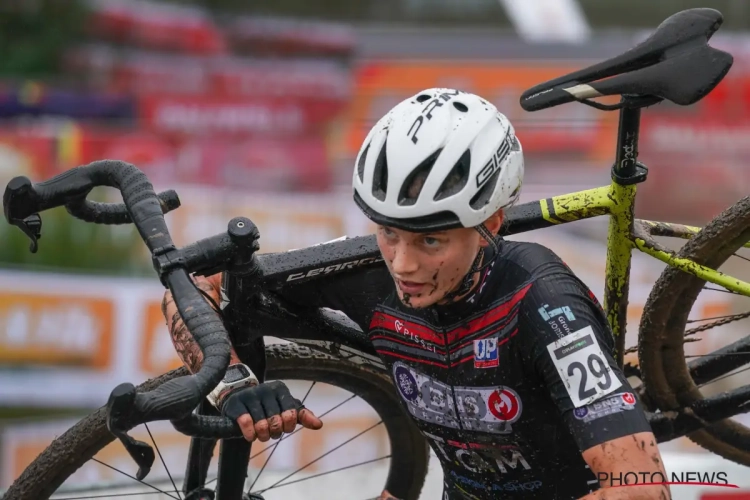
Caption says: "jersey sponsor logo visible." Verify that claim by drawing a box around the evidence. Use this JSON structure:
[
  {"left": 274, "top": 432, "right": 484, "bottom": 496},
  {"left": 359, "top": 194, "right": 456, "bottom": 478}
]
[
  {"left": 285, "top": 256, "right": 383, "bottom": 281},
  {"left": 449, "top": 471, "right": 543, "bottom": 494},
  {"left": 394, "top": 319, "right": 438, "bottom": 353},
  {"left": 546, "top": 326, "right": 622, "bottom": 408},
  {"left": 487, "top": 388, "right": 521, "bottom": 422},
  {"left": 538, "top": 304, "right": 576, "bottom": 322},
  {"left": 394, "top": 365, "right": 420, "bottom": 402},
  {"left": 392, "top": 362, "right": 522, "bottom": 434},
  {"left": 573, "top": 392, "right": 637, "bottom": 423},
  {"left": 473, "top": 337, "right": 499, "bottom": 368},
  {"left": 538, "top": 303, "right": 576, "bottom": 338},
  {"left": 425, "top": 431, "right": 532, "bottom": 475}
]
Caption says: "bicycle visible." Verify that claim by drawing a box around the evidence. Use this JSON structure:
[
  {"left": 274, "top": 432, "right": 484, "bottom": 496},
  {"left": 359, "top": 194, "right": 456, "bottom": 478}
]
[{"left": 2, "top": 7, "right": 750, "bottom": 500}]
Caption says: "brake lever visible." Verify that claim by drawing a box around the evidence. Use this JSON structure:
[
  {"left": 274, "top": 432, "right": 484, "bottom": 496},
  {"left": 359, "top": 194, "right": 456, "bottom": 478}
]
[
  {"left": 8, "top": 214, "right": 42, "bottom": 253},
  {"left": 106, "top": 382, "right": 155, "bottom": 480}
]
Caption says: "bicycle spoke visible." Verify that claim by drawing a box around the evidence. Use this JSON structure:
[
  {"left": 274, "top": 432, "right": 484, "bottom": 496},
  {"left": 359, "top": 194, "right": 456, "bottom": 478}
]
[
  {"left": 145, "top": 423, "right": 181, "bottom": 500},
  {"left": 256, "top": 420, "right": 384, "bottom": 494},
  {"left": 733, "top": 252, "right": 750, "bottom": 264},
  {"left": 686, "top": 352, "right": 750, "bottom": 358},
  {"left": 205, "top": 393, "right": 358, "bottom": 486},
  {"left": 250, "top": 455, "right": 391, "bottom": 492},
  {"left": 248, "top": 393, "right": 358, "bottom": 460},
  {"left": 698, "top": 364, "right": 750, "bottom": 388},
  {"left": 687, "top": 312, "right": 750, "bottom": 324},
  {"left": 247, "top": 382, "right": 318, "bottom": 492},
  {"left": 80, "top": 458, "right": 180, "bottom": 500}
]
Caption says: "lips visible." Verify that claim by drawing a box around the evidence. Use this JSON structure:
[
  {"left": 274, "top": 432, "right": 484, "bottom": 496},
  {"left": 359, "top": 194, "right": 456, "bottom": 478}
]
[{"left": 397, "top": 279, "right": 426, "bottom": 294}]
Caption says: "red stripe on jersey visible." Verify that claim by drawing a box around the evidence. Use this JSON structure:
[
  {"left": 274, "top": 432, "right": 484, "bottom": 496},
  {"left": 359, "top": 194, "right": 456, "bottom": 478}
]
[{"left": 445, "top": 283, "right": 532, "bottom": 344}]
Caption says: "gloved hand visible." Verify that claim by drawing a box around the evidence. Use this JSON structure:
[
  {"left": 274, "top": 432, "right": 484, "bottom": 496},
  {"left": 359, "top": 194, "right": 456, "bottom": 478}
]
[{"left": 220, "top": 380, "right": 323, "bottom": 442}]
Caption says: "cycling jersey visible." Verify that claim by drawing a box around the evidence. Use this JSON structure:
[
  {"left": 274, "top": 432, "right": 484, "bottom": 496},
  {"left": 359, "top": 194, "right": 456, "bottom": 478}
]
[{"left": 273, "top": 239, "right": 651, "bottom": 500}]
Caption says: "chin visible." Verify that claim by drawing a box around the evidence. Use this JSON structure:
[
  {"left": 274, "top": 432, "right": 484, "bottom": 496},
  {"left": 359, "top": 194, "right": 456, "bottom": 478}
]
[{"left": 397, "top": 291, "right": 439, "bottom": 309}]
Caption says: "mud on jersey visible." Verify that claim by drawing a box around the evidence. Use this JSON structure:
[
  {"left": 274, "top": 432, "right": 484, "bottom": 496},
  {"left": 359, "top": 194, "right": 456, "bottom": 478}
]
[{"left": 368, "top": 241, "right": 651, "bottom": 500}]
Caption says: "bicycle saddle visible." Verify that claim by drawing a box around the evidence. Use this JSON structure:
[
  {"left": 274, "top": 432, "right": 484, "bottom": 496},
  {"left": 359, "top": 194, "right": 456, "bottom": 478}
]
[{"left": 520, "top": 8, "right": 733, "bottom": 111}]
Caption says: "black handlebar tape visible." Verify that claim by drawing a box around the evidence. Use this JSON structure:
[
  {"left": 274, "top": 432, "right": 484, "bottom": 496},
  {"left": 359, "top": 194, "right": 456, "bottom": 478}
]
[
  {"left": 26, "top": 160, "right": 171, "bottom": 253},
  {"left": 171, "top": 413, "right": 242, "bottom": 439},
  {"left": 66, "top": 190, "right": 180, "bottom": 225},
  {"left": 132, "top": 270, "right": 231, "bottom": 421}
]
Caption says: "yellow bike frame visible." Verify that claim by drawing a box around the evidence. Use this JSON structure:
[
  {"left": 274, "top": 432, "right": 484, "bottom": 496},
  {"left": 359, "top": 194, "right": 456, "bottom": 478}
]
[{"left": 506, "top": 181, "right": 750, "bottom": 367}]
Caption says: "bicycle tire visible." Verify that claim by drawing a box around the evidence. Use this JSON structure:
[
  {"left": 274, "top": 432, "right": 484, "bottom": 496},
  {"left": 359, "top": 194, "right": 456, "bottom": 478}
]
[
  {"left": 640, "top": 195, "right": 750, "bottom": 464},
  {"left": 2, "top": 342, "right": 430, "bottom": 500}
]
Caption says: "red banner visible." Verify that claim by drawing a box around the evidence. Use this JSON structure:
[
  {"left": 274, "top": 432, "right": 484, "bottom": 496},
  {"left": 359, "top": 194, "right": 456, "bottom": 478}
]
[
  {"left": 86, "top": 1, "right": 226, "bottom": 54},
  {"left": 175, "top": 136, "right": 331, "bottom": 191},
  {"left": 139, "top": 95, "right": 346, "bottom": 136}
]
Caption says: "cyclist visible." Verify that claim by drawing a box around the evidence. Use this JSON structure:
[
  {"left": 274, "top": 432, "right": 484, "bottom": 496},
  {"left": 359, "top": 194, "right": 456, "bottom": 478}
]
[{"left": 163, "top": 88, "right": 670, "bottom": 499}]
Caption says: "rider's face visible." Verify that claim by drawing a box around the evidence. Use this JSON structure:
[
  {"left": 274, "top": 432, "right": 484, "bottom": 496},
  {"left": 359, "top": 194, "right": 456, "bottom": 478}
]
[{"left": 376, "top": 212, "right": 503, "bottom": 308}]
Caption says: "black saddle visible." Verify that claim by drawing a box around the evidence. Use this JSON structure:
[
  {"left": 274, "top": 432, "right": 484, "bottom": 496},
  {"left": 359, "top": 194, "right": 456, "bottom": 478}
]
[{"left": 520, "top": 8, "right": 733, "bottom": 112}]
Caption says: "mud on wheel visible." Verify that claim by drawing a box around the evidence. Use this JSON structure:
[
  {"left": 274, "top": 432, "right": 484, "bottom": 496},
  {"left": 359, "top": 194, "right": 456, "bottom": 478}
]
[
  {"left": 2, "top": 342, "right": 430, "bottom": 500},
  {"left": 640, "top": 196, "right": 750, "bottom": 465}
]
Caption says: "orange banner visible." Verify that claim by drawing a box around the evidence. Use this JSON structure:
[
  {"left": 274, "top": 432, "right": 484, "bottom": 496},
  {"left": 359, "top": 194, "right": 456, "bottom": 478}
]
[
  {"left": 0, "top": 292, "right": 113, "bottom": 369},
  {"left": 341, "top": 61, "right": 619, "bottom": 162},
  {"left": 140, "top": 300, "right": 184, "bottom": 376}
]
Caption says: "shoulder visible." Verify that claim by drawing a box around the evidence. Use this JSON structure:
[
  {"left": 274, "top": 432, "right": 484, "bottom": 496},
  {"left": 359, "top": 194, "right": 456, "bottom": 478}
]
[
  {"left": 487, "top": 240, "right": 577, "bottom": 297},
  {"left": 497, "top": 239, "right": 570, "bottom": 276}
]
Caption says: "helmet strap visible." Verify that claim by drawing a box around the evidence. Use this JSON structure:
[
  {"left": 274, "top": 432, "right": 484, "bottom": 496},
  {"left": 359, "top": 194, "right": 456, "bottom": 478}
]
[{"left": 440, "top": 223, "right": 499, "bottom": 303}]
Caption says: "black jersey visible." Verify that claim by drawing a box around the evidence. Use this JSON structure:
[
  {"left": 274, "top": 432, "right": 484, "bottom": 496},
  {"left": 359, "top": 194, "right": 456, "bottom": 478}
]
[{"left": 274, "top": 239, "right": 651, "bottom": 499}]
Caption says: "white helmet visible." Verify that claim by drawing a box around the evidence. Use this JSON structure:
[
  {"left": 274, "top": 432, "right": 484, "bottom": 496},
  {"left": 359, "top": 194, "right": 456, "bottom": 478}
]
[{"left": 353, "top": 88, "right": 524, "bottom": 232}]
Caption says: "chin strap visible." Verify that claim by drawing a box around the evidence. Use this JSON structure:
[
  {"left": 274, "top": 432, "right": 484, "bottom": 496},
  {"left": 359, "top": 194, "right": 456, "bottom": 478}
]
[{"left": 440, "top": 223, "right": 500, "bottom": 303}]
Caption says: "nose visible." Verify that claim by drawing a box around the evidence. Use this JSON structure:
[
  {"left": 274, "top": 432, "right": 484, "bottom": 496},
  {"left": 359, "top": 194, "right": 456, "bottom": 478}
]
[{"left": 391, "top": 241, "right": 419, "bottom": 276}]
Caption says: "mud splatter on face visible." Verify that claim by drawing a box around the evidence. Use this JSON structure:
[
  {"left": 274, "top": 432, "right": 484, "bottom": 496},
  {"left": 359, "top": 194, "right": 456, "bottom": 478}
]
[{"left": 402, "top": 293, "right": 412, "bottom": 306}]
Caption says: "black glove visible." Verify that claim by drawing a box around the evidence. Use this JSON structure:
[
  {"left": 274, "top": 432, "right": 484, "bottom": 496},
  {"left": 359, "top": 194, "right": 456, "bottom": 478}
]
[{"left": 220, "top": 380, "right": 306, "bottom": 441}]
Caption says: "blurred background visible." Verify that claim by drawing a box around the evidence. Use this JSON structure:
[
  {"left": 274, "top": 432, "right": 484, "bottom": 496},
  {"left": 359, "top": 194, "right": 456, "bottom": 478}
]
[{"left": 1, "top": 0, "right": 750, "bottom": 499}]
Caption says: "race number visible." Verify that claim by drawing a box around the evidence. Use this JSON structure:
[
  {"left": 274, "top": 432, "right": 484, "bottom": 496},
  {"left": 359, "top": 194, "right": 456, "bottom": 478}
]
[{"left": 546, "top": 326, "right": 621, "bottom": 408}]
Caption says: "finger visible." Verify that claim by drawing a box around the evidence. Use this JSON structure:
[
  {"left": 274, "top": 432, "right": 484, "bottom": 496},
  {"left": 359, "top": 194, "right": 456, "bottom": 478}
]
[
  {"left": 254, "top": 418, "right": 271, "bottom": 442},
  {"left": 298, "top": 408, "right": 323, "bottom": 430},
  {"left": 268, "top": 415, "right": 283, "bottom": 439},
  {"left": 237, "top": 414, "right": 256, "bottom": 442},
  {"left": 280, "top": 409, "right": 297, "bottom": 434},
  {"left": 262, "top": 392, "right": 283, "bottom": 439},
  {"left": 276, "top": 387, "right": 301, "bottom": 413},
  {"left": 244, "top": 398, "right": 270, "bottom": 442}
]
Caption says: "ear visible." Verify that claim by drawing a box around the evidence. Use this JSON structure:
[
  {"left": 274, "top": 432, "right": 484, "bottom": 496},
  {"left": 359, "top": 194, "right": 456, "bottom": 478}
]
[{"left": 477, "top": 210, "right": 504, "bottom": 247}]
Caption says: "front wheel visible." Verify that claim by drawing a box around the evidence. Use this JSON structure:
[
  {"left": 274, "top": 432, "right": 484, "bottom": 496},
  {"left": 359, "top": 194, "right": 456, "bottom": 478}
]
[{"left": 2, "top": 342, "right": 430, "bottom": 500}]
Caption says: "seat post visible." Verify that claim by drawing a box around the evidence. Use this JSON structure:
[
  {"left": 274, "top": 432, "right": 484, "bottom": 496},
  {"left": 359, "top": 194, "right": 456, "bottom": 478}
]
[{"left": 611, "top": 96, "right": 649, "bottom": 185}]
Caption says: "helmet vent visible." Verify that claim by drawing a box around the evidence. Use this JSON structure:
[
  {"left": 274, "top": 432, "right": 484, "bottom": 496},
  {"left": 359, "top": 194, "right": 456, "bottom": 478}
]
[
  {"left": 453, "top": 102, "right": 468, "bottom": 112},
  {"left": 470, "top": 170, "right": 500, "bottom": 209},
  {"left": 416, "top": 94, "right": 432, "bottom": 103},
  {"left": 434, "top": 149, "right": 470, "bottom": 201},
  {"left": 398, "top": 149, "right": 441, "bottom": 206},
  {"left": 357, "top": 143, "right": 370, "bottom": 182},
  {"left": 372, "top": 138, "right": 389, "bottom": 201}
]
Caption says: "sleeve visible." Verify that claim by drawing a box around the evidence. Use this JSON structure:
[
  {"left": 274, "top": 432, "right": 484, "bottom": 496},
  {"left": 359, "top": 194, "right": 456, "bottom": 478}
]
[
  {"left": 270, "top": 264, "right": 393, "bottom": 332},
  {"left": 517, "top": 271, "right": 652, "bottom": 451}
]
